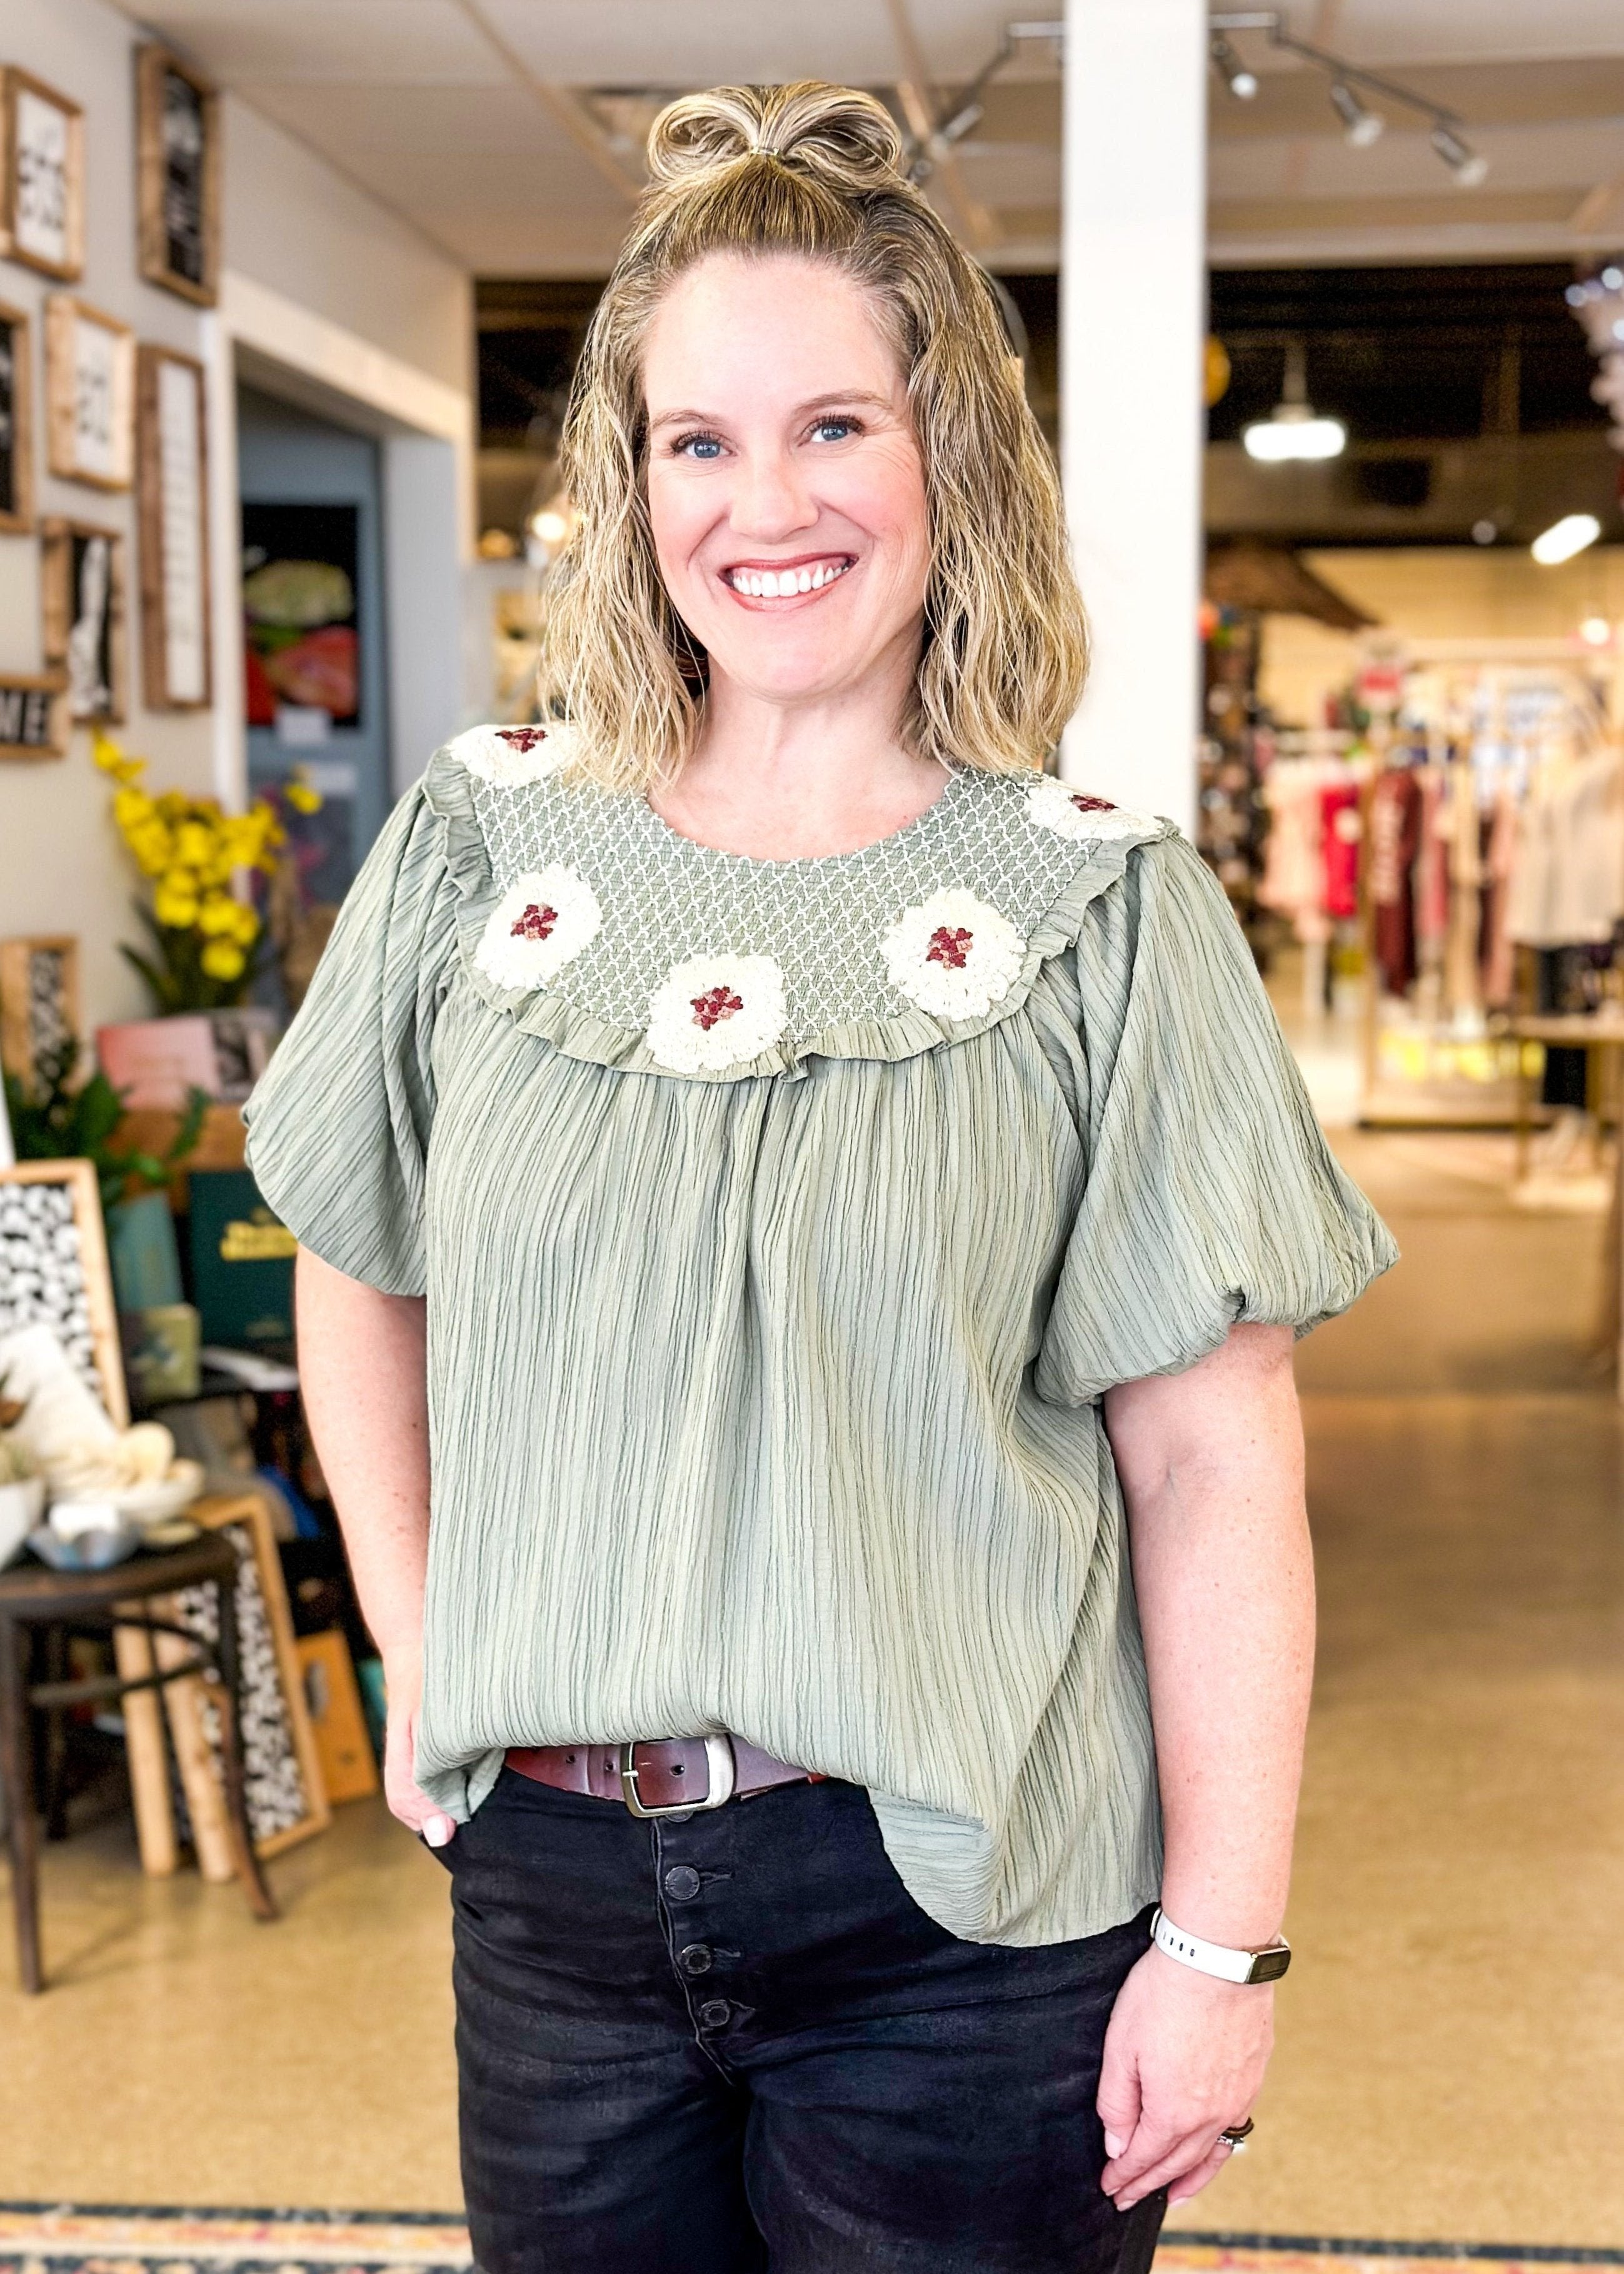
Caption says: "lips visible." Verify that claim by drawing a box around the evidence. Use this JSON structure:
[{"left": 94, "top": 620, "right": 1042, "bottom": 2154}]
[{"left": 723, "top": 555, "right": 855, "bottom": 600}]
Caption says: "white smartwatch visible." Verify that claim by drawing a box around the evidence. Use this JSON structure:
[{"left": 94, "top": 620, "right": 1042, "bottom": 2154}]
[{"left": 1151, "top": 1907, "right": 1292, "bottom": 1985}]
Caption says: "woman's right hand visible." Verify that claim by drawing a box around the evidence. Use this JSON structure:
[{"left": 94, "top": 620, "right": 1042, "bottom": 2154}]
[{"left": 381, "top": 1642, "right": 457, "bottom": 1848}]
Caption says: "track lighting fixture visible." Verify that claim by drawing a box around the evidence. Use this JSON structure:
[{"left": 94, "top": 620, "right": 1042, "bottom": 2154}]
[
  {"left": 1209, "top": 11, "right": 1487, "bottom": 185},
  {"left": 1328, "top": 79, "right": 1383, "bottom": 148},
  {"left": 1428, "top": 123, "right": 1488, "bottom": 188},
  {"left": 1209, "top": 33, "right": 1258, "bottom": 99}
]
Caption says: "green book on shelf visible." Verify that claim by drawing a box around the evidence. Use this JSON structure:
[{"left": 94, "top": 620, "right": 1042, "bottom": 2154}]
[{"left": 186, "top": 1169, "right": 296, "bottom": 1350}]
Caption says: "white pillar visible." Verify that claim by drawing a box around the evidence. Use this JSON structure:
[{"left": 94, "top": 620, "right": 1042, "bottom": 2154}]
[{"left": 1060, "top": 0, "right": 1206, "bottom": 831}]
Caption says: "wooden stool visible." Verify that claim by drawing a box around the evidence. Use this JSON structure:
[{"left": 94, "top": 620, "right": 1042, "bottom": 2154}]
[{"left": 0, "top": 1532, "right": 278, "bottom": 1992}]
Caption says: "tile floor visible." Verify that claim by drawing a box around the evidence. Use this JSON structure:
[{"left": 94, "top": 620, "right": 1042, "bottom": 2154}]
[{"left": 2, "top": 1126, "right": 1621, "bottom": 2241}]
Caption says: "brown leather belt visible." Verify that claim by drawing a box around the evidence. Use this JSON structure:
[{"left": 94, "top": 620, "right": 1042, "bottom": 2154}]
[{"left": 506, "top": 1734, "right": 822, "bottom": 1819}]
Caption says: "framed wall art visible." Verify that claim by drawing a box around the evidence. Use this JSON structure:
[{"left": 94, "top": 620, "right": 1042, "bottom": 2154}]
[
  {"left": 0, "top": 933, "right": 79, "bottom": 1094},
  {"left": 0, "top": 672, "right": 68, "bottom": 760},
  {"left": 0, "top": 1159, "right": 128, "bottom": 1426},
  {"left": 42, "top": 518, "right": 127, "bottom": 725},
  {"left": 0, "top": 298, "right": 33, "bottom": 535},
  {"left": 45, "top": 294, "right": 135, "bottom": 491},
  {"left": 0, "top": 69, "right": 84, "bottom": 281},
  {"left": 137, "top": 343, "right": 211, "bottom": 708},
  {"left": 136, "top": 45, "right": 219, "bottom": 308}
]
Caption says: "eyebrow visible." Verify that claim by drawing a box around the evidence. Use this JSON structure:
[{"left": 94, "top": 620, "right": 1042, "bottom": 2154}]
[{"left": 647, "top": 388, "right": 896, "bottom": 433}]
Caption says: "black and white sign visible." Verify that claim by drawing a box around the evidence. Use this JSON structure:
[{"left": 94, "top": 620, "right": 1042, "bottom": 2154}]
[{"left": 1, "top": 70, "right": 84, "bottom": 281}]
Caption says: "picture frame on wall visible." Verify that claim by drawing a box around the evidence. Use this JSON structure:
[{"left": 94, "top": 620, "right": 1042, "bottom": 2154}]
[
  {"left": 0, "top": 673, "right": 68, "bottom": 760},
  {"left": 136, "top": 343, "right": 211, "bottom": 708},
  {"left": 0, "top": 933, "right": 79, "bottom": 1094},
  {"left": 42, "top": 518, "right": 127, "bottom": 725},
  {"left": 45, "top": 296, "right": 136, "bottom": 490},
  {"left": 136, "top": 45, "right": 219, "bottom": 308},
  {"left": 0, "top": 69, "right": 85, "bottom": 282},
  {"left": 0, "top": 298, "right": 33, "bottom": 535}
]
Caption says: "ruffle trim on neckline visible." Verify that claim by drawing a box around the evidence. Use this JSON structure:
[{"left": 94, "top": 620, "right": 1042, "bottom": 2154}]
[{"left": 423, "top": 742, "right": 1173, "bottom": 1084}]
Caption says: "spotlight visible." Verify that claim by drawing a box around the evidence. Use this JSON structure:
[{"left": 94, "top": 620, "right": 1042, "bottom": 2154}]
[
  {"left": 1431, "top": 124, "right": 1488, "bottom": 186},
  {"left": 1603, "top": 266, "right": 1624, "bottom": 290},
  {"left": 1531, "top": 513, "right": 1601, "bottom": 565},
  {"left": 1471, "top": 519, "right": 1498, "bottom": 545},
  {"left": 1579, "top": 616, "right": 1613, "bottom": 647},
  {"left": 1329, "top": 81, "right": 1383, "bottom": 147},
  {"left": 1210, "top": 34, "right": 1258, "bottom": 100}
]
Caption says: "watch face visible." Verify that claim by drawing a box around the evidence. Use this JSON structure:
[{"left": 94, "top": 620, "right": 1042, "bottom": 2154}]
[{"left": 1248, "top": 1947, "right": 1292, "bottom": 1983}]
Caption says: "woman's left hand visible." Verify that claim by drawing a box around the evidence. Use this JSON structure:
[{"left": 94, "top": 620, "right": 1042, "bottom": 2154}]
[{"left": 1096, "top": 1945, "right": 1275, "bottom": 2210}]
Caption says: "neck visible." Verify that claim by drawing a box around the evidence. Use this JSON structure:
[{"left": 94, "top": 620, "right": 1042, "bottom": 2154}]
[{"left": 654, "top": 647, "right": 948, "bottom": 861}]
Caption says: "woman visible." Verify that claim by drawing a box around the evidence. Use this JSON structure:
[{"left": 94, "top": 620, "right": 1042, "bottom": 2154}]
[{"left": 246, "top": 82, "right": 1395, "bottom": 2274}]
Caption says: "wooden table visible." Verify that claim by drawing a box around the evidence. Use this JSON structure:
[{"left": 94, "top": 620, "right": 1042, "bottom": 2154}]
[{"left": 0, "top": 1532, "right": 277, "bottom": 1993}]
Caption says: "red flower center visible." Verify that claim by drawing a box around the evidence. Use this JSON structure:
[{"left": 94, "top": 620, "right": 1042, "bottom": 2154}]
[
  {"left": 511, "top": 902, "right": 558, "bottom": 940},
  {"left": 926, "top": 925, "right": 973, "bottom": 970},
  {"left": 1069, "top": 792, "right": 1116, "bottom": 813},
  {"left": 691, "top": 985, "right": 744, "bottom": 1030},
  {"left": 498, "top": 727, "right": 549, "bottom": 752}
]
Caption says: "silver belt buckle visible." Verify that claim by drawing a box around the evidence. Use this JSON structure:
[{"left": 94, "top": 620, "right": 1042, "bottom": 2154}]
[{"left": 619, "top": 1734, "right": 736, "bottom": 1818}]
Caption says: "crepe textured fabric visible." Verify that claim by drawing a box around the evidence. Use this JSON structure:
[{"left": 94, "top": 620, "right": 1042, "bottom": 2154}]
[{"left": 244, "top": 730, "right": 1396, "bottom": 1948}]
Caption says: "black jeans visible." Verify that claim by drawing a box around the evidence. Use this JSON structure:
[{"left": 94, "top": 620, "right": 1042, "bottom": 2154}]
[{"left": 438, "top": 1765, "right": 1166, "bottom": 2274}]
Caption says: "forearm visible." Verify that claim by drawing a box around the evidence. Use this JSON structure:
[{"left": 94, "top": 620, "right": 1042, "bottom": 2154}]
[
  {"left": 294, "top": 1245, "right": 431, "bottom": 1659},
  {"left": 1105, "top": 1322, "right": 1314, "bottom": 1946}
]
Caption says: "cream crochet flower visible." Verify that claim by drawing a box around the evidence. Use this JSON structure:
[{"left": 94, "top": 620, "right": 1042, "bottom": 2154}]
[
  {"left": 644, "top": 954, "right": 789, "bottom": 1073},
  {"left": 881, "top": 888, "right": 1025, "bottom": 1021},
  {"left": 475, "top": 866, "right": 603, "bottom": 991}
]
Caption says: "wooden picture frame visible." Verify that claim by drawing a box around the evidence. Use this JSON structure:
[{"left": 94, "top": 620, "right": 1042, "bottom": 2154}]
[
  {"left": 179, "top": 1492, "right": 331, "bottom": 1856},
  {"left": 0, "top": 672, "right": 67, "bottom": 760},
  {"left": 136, "top": 343, "right": 211, "bottom": 708},
  {"left": 0, "top": 69, "right": 84, "bottom": 282},
  {"left": 0, "top": 932, "right": 79, "bottom": 1092},
  {"left": 136, "top": 45, "right": 219, "bottom": 308},
  {"left": 41, "top": 518, "right": 127, "bottom": 725},
  {"left": 0, "top": 1158, "right": 128, "bottom": 1427},
  {"left": 44, "top": 295, "right": 135, "bottom": 491},
  {"left": 0, "top": 298, "right": 33, "bottom": 534}
]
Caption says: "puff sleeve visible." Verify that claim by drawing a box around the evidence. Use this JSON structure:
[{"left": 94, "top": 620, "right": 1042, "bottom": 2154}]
[
  {"left": 243, "top": 782, "right": 458, "bottom": 1297},
  {"left": 1035, "top": 831, "right": 1396, "bottom": 1404}
]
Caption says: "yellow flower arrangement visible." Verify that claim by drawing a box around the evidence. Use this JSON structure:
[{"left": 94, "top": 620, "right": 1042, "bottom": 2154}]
[{"left": 94, "top": 733, "right": 320, "bottom": 1010}]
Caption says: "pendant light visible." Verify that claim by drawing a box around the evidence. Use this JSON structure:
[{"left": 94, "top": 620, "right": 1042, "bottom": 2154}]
[{"left": 1242, "top": 340, "right": 1347, "bottom": 463}]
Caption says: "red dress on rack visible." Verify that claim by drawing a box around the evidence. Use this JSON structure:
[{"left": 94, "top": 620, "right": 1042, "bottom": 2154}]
[
  {"left": 1320, "top": 782, "right": 1361, "bottom": 922},
  {"left": 1368, "top": 768, "right": 1423, "bottom": 996}
]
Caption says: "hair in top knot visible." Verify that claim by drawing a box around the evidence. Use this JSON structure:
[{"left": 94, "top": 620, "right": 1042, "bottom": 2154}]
[
  {"left": 645, "top": 82, "right": 907, "bottom": 196},
  {"left": 540, "top": 80, "right": 1090, "bottom": 794}
]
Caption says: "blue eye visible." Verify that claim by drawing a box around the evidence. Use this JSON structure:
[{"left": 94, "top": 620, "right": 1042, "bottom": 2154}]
[
  {"left": 676, "top": 433, "right": 723, "bottom": 460},
  {"left": 811, "top": 418, "right": 856, "bottom": 443}
]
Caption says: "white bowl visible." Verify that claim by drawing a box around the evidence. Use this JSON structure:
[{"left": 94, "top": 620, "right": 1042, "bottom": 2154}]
[{"left": 0, "top": 1476, "right": 46, "bottom": 1569}]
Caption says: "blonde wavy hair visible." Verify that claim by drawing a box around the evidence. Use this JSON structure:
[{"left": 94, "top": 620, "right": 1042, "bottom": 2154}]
[{"left": 541, "top": 80, "right": 1089, "bottom": 790}]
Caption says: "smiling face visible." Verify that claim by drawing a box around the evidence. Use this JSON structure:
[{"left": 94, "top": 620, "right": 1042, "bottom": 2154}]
[{"left": 642, "top": 253, "right": 931, "bottom": 716}]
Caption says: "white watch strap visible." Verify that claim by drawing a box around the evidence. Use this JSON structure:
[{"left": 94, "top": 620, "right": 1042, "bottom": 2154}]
[{"left": 1151, "top": 1906, "right": 1287, "bottom": 1984}]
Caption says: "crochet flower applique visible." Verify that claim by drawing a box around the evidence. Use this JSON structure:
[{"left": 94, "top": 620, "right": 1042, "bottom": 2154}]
[
  {"left": 1026, "top": 772, "right": 1153, "bottom": 843},
  {"left": 881, "top": 888, "right": 1025, "bottom": 1021},
  {"left": 644, "top": 954, "right": 789, "bottom": 1073},
  {"left": 476, "top": 867, "right": 603, "bottom": 991},
  {"left": 456, "top": 720, "right": 580, "bottom": 788}
]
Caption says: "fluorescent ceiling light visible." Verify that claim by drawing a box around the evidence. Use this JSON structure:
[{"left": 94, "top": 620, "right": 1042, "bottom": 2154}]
[
  {"left": 1329, "top": 81, "right": 1383, "bottom": 147},
  {"left": 1243, "top": 410, "right": 1346, "bottom": 461},
  {"left": 1531, "top": 513, "right": 1601, "bottom": 565}
]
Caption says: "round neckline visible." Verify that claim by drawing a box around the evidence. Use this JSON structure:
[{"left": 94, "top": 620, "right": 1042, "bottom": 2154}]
[{"left": 637, "top": 765, "right": 970, "bottom": 871}]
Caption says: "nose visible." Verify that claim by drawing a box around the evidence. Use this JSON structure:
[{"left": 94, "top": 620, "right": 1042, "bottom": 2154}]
[{"left": 729, "top": 444, "right": 818, "bottom": 545}]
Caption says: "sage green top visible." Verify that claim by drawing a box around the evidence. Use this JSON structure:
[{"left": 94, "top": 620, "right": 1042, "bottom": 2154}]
[{"left": 244, "top": 722, "right": 1395, "bottom": 1947}]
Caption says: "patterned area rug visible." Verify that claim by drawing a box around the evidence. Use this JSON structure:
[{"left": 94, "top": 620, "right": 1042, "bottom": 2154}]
[{"left": 3, "top": 2210, "right": 1620, "bottom": 2274}]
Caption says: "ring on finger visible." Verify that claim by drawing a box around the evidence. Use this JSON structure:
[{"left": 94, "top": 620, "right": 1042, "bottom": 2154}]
[{"left": 1218, "top": 2118, "right": 1255, "bottom": 2151}]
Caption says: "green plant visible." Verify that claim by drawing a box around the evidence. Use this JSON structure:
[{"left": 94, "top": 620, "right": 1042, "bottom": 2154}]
[{"left": 4, "top": 1037, "right": 208, "bottom": 1215}]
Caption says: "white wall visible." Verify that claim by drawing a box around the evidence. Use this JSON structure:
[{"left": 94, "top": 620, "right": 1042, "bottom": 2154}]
[
  {"left": 0, "top": 0, "right": 215, "bottom": 1039},
  {"left": 0, "top": 0, "right": 474, "bottom": 1035}
]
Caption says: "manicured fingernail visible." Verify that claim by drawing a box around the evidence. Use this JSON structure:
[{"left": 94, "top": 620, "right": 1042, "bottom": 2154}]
[
  {"left": 1104, "top": 2131, "right": 1126, "bottom": 2158},
  {"left": 424, "top": 1816, "right": 453, "bottom": 1847}
]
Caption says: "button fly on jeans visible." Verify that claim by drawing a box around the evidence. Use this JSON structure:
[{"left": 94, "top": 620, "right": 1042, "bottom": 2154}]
[
  {"left": 663, "top": 1864, "right": 702, "bottom": 1901},
  {"left": 697, "top": 1998, "right": 731, "bottom": 2029},
  {"left": 678, "top": 1943, "right": 713, "bottom": 1976}
]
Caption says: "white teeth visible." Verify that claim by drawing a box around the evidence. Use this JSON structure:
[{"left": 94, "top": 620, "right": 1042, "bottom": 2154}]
[{"left": 729, "top": 560, "right": 849, "bottom": 596}]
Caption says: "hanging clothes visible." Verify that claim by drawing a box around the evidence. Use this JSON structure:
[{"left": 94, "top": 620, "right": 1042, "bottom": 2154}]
[
  {"left": 1368, "top": 766, "right": 1423, "bottom": 996},
  {"left": 1320, "top": 781, "right": 1362, "bottom": 922}
]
